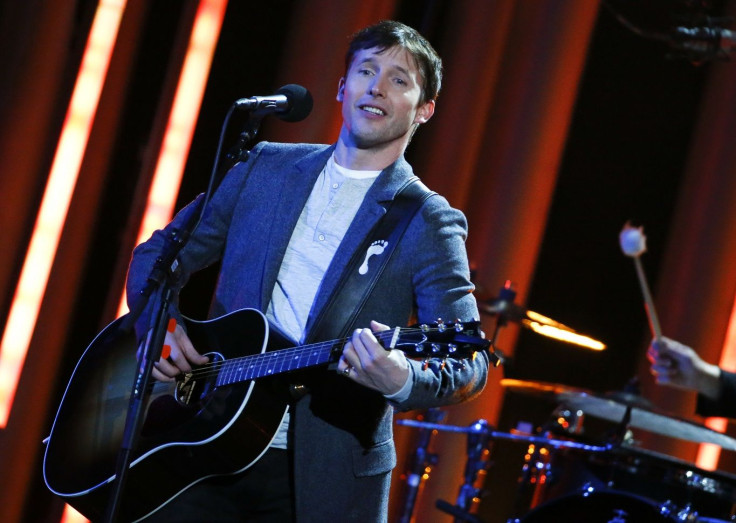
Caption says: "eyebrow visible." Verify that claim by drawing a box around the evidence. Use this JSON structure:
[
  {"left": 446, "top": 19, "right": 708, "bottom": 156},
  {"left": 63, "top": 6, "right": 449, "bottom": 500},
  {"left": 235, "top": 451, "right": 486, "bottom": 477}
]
[{"left": 355, "top": 57, "right": 412, "bottom": 79}]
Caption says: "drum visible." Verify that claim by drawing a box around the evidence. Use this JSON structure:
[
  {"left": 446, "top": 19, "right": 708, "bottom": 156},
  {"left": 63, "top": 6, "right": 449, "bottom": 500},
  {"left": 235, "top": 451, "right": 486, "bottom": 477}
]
[
  {"left": 587, "top": 446, "right": 736, "bottom": 521},
  {"left": 518, "top": 490, "right": 676, "bottom": 522},
  {"left": 519, "top": 444, "right": 736, "bottom": 521}
]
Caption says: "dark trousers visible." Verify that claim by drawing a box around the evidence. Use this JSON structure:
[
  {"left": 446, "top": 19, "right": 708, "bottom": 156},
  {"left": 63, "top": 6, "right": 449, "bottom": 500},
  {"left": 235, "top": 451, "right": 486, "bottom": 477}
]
[{"left": 144, "top": 448, "right": 295, "bottom": 522}]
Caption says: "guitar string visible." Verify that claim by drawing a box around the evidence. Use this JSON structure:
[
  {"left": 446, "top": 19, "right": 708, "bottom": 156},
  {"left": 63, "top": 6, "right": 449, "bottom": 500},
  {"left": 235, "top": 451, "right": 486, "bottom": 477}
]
[
  {"left": 180, "top": 325, "right": 478, "bottom": 383},
  {"left": 187, "top": 327, "right": 415, "bottom": 381}
]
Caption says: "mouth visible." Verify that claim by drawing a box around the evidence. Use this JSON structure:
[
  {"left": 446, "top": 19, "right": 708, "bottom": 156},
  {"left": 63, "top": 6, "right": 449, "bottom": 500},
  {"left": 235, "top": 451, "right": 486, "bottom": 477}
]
[{"left": 359, "top": 104, "right": 386, "bottom": 116}]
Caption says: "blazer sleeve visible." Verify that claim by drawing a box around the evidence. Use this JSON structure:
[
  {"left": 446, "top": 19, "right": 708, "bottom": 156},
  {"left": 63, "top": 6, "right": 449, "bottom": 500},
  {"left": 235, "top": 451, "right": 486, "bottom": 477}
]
[
  {"left": 392, "top": 193, "right": 490, "bottom": 411},
  {"left": 125, "top": 143, "right": 265, "bottom": 338}
]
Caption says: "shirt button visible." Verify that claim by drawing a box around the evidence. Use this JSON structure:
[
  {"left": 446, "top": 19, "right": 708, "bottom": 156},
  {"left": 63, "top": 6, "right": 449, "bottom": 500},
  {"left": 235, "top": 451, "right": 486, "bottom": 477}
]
[
  {"left": 318, "top": 234, "right": 325, "bottom": 241},
  {"left": 332, "top": 183, "right": 339, "bottom": 189}
]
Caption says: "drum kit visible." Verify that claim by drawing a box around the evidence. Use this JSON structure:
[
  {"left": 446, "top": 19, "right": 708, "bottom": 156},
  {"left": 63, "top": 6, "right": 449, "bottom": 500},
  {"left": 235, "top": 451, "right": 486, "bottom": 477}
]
[
  {"left": 397, "top": 379, "right": 736, "bottom": 522},
  {"left": 396, "top": 273, "right": 736, "bottom": 522}
]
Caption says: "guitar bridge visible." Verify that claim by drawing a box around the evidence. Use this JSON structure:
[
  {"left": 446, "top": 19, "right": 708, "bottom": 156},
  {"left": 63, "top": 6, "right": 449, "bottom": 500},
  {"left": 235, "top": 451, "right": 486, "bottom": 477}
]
[{"left": 175, "top": 373, "right": 197, "bottom": 405}]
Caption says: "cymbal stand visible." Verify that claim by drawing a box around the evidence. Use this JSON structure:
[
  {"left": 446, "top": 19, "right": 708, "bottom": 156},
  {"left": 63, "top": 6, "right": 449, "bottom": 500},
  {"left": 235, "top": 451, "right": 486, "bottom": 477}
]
[
  {"left": 397, "top": 408, "right": 447, "bottom": 523},
  {"left": 436, "top": 419, "right": 494, "bottom": 523}
]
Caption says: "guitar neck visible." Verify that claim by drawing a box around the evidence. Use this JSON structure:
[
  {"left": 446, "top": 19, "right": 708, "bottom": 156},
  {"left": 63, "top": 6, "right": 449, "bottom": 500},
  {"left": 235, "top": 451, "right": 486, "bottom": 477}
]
[{"left": 214, "top": 330, "right": 399, "bottom": 387}]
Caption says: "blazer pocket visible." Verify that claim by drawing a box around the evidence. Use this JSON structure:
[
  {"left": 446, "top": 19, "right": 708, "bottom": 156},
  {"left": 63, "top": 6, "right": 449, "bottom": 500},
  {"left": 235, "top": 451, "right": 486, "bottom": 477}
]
[{"left": 351, "top": 439, "right": 397, "bottom": 477}]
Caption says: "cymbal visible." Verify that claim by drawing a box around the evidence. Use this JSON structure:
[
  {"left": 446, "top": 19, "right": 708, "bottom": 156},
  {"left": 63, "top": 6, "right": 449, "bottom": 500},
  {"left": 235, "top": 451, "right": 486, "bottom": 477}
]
[
  {"left": 557, "top": 391, "right": 736, "bottom": 451},
  {"left": 479, "top": 298, "right": 606, "bottom": 351},
  {"left": 396, "top": 419, "right": 609, "bottom": 452},
  {"left": 501, "top": 378, "right": 590, "bottom": 397}
]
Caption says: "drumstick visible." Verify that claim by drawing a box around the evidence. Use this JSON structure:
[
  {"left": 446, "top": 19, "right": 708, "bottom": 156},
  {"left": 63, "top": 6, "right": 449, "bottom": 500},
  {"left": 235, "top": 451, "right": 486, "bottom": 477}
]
[{"left": 619, "top": 223, "right": 662, "bottom": 340}]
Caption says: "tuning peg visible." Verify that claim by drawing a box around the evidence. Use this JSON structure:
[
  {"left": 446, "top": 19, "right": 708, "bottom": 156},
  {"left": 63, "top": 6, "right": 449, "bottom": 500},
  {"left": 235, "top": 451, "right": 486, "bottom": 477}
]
[
  {"left": 436, "top": 318, "right": 446, "bottom": 332},
  {"left": 454, "top": 320, "right": 464, "bottom": 332}
]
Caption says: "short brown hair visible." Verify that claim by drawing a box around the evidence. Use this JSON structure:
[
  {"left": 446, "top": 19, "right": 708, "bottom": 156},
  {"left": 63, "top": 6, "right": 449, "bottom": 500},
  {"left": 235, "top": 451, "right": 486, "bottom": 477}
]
[{"left": 345, "top": 20, "right": 443, "bottom": 105}]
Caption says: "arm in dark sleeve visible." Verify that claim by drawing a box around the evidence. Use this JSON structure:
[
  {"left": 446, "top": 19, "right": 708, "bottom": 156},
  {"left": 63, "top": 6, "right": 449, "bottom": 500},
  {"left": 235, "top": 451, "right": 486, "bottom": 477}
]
[{"left": 697, "top": 369, "right": 736, "bottom": 419}]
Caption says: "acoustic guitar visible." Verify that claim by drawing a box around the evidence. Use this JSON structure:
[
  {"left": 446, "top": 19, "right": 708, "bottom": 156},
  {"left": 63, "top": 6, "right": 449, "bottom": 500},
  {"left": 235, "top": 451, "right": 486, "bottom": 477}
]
[{"left": 43, "top": 308, "right": 488, "bottom": 521}]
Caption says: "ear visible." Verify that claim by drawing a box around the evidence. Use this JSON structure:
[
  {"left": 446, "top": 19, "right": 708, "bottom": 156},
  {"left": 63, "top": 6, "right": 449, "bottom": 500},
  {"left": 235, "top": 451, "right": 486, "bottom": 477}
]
[
  {"left": 413, "top": 99, "right": 435, "bottom": 125},
  {"left": 336, "top": 78, "right": 346, "bottom": 102}
]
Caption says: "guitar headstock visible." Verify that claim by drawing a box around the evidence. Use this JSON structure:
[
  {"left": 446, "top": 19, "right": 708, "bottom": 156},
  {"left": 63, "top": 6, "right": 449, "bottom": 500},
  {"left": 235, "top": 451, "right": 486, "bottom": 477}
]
[{"left": 391, "top": 319, "right": 490, "bottom": 359}]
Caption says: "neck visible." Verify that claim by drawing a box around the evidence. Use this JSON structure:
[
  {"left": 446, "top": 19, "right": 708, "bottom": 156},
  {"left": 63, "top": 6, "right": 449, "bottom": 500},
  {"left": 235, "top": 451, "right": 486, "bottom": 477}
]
[{"left": 334, "top": 129, "right": 406, "bottom": 170}]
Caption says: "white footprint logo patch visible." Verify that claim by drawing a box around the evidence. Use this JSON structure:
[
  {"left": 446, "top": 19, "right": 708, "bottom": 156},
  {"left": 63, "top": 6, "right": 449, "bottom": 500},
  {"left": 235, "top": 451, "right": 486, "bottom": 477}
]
[{"left": 358, "top": 240, "right": 388, "bottom": 275}]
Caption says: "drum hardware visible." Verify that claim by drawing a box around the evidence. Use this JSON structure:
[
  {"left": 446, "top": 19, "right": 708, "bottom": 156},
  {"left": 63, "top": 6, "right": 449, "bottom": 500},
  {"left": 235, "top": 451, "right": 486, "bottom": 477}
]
[
  {"left": 675, "top": 502, "right": 700, "bottom": 522},
  {"left": 512, "top": 488, "right": 699, "bottom": 522},
  {"left": 397, "top": 418, "right": 611, "bottom": 453},
  {"left": 516, "top": 433, "right": 555, "bottom": 511},
  {"left": 501, "top": 378, "right": 736, "bottom": 449},
  {"left": 397, "top": 418, "right": 611, "bottom": 522},
  {"left": 500, "top": 378, "right": 590, "bottom": 399},
  {"left": 396, "top": 407, "right": 447, "bottom": 523},
  {"left": 556, "top": 390, "right": 736, "bottom": 450},
  {"left": 479, "top": 283, "right": 606, "bottom": 351},
  {"left": 436, "top": 419, "right": 495, "bottom": 523},
  {"left": 493, "top": 379, "right": 736, "bottom": 521},
  {"left": 602, "top": 445, "right": 736, "bottom": 521},
  {"left": 515, "top": 441, "right": 736, "bottom": 522}
]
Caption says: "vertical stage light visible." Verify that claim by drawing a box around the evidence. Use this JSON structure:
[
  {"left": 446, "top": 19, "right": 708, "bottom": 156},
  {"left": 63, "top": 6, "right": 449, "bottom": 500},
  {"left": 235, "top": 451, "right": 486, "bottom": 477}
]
[
  {"left": 0, "top": 0, "right": 127, "bottom": 428},
  {"left": 696, "top": 293, "right": 736, "bottom": 470},
  {"left": 116, "top": 0, "right": 228, "bottom": 318},
  {"left": 58, "top": 0, "right": 228, "bottom": 521}
]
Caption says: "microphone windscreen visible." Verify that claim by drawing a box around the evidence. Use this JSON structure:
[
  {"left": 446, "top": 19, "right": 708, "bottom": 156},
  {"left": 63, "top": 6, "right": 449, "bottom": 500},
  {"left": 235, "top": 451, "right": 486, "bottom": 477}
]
[{"left": 276, "top": 84, "right": 313, "bottom": 122}]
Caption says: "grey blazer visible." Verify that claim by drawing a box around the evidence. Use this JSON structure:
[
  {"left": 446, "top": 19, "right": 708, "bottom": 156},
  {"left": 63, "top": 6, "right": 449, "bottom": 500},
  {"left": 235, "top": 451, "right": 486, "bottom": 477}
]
[{"left": 127, "top": 141, "right": 489, "bottom": 522}]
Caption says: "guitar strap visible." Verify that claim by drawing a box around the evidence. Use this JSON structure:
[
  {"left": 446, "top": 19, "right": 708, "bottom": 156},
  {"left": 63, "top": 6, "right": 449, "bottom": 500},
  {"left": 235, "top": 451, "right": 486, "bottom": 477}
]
[{"left": 304, "top": 177, "right": 434, "bottom": 346}]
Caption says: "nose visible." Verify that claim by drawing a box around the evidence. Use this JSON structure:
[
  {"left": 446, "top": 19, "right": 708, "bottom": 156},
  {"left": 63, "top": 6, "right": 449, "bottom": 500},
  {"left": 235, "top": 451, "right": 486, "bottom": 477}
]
[{"left": 368, "top": 74, "right": 386, "bottom": 97}]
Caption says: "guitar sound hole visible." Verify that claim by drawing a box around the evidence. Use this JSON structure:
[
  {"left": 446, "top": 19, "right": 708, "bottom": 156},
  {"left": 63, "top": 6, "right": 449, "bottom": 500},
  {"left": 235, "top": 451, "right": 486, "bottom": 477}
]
[{"left": 141, "top": 353, "right": 224, "bottom": 438}]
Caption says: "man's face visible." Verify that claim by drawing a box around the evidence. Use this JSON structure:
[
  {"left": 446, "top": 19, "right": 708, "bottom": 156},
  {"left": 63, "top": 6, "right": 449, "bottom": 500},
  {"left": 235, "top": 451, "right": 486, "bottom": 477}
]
[{"left": 337, "top": 45, "right": 434, "bottom": 152}]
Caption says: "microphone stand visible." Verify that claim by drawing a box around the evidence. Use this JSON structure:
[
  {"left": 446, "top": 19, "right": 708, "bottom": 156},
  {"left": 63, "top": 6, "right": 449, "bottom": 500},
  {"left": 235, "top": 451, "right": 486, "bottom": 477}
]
[{"left": 103, "top": 103, "right": 261, "bottom": 522}]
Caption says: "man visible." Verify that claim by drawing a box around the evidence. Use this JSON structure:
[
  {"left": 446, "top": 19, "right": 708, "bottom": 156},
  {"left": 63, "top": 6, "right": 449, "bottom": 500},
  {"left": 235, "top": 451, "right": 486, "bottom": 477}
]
[
  {"left": 127, "top": 20, "right": 489, "bottom": 521},
  {"left": 648, "top": 337, "right": 736, "bottom": 418}
]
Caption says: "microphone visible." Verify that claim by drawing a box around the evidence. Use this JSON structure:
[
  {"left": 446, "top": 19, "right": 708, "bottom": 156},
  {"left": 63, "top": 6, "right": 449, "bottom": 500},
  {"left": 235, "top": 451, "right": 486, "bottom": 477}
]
[
  {"left": 672, "top": 25, "right": 736, "bottom": 59},
  {"left": 233, "top": 84, "right": 313, "bottom": 122}
]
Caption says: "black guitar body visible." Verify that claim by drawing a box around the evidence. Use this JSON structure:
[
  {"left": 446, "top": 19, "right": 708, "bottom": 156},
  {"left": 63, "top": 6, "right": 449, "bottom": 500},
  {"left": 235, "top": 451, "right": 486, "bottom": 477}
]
[
  {"left": 44, "top": 309, "right": 290, "bottom": 522},
  {"left": 43, "top": 308, "right": 486, "bottom": 521}
]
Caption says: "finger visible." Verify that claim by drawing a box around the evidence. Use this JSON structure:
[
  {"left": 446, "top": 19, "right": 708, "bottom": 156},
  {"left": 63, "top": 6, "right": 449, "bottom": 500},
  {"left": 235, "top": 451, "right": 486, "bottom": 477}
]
[
  {"left": 172, "top": 326, "right": 208, "bottom": 368},
  {"left": 152, "top": 360, "right": 178, "bottom": 381},
  {"left": 651, "top": 364, "right": 677, "bottom": 376},
  {"left": 341, "top": 341, "right": 360, "bottom": 370},
  {"left": 370, "top": 320, "right": 391, "bottom": 333},
  {"left": 353, "top": 327, "right": 379, "bottom": 353},
  {"left": 163, "top": 332, "right": 192, "bottom": 373},
  {"left": 337, "top": 355, "right": 355, "bottom": 377},
  {"left": 348, "top": 328, "right": 370, "bottom": 361},
  {"left": 151, "top": 367, "right": 173, "bottom": 381},
  {"left": 358, "top": 328, "right": 385, "bottom": 361}
]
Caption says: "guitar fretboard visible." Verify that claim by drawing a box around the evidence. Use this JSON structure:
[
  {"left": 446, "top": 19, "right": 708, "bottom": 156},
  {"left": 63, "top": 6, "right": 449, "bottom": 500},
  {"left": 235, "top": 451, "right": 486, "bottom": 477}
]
[
  {"left": 215, "top": 343, "right": 337, "bottom": 386},
  {"left": 212, "top": 330, "right": 405, "bottom": 386}
]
